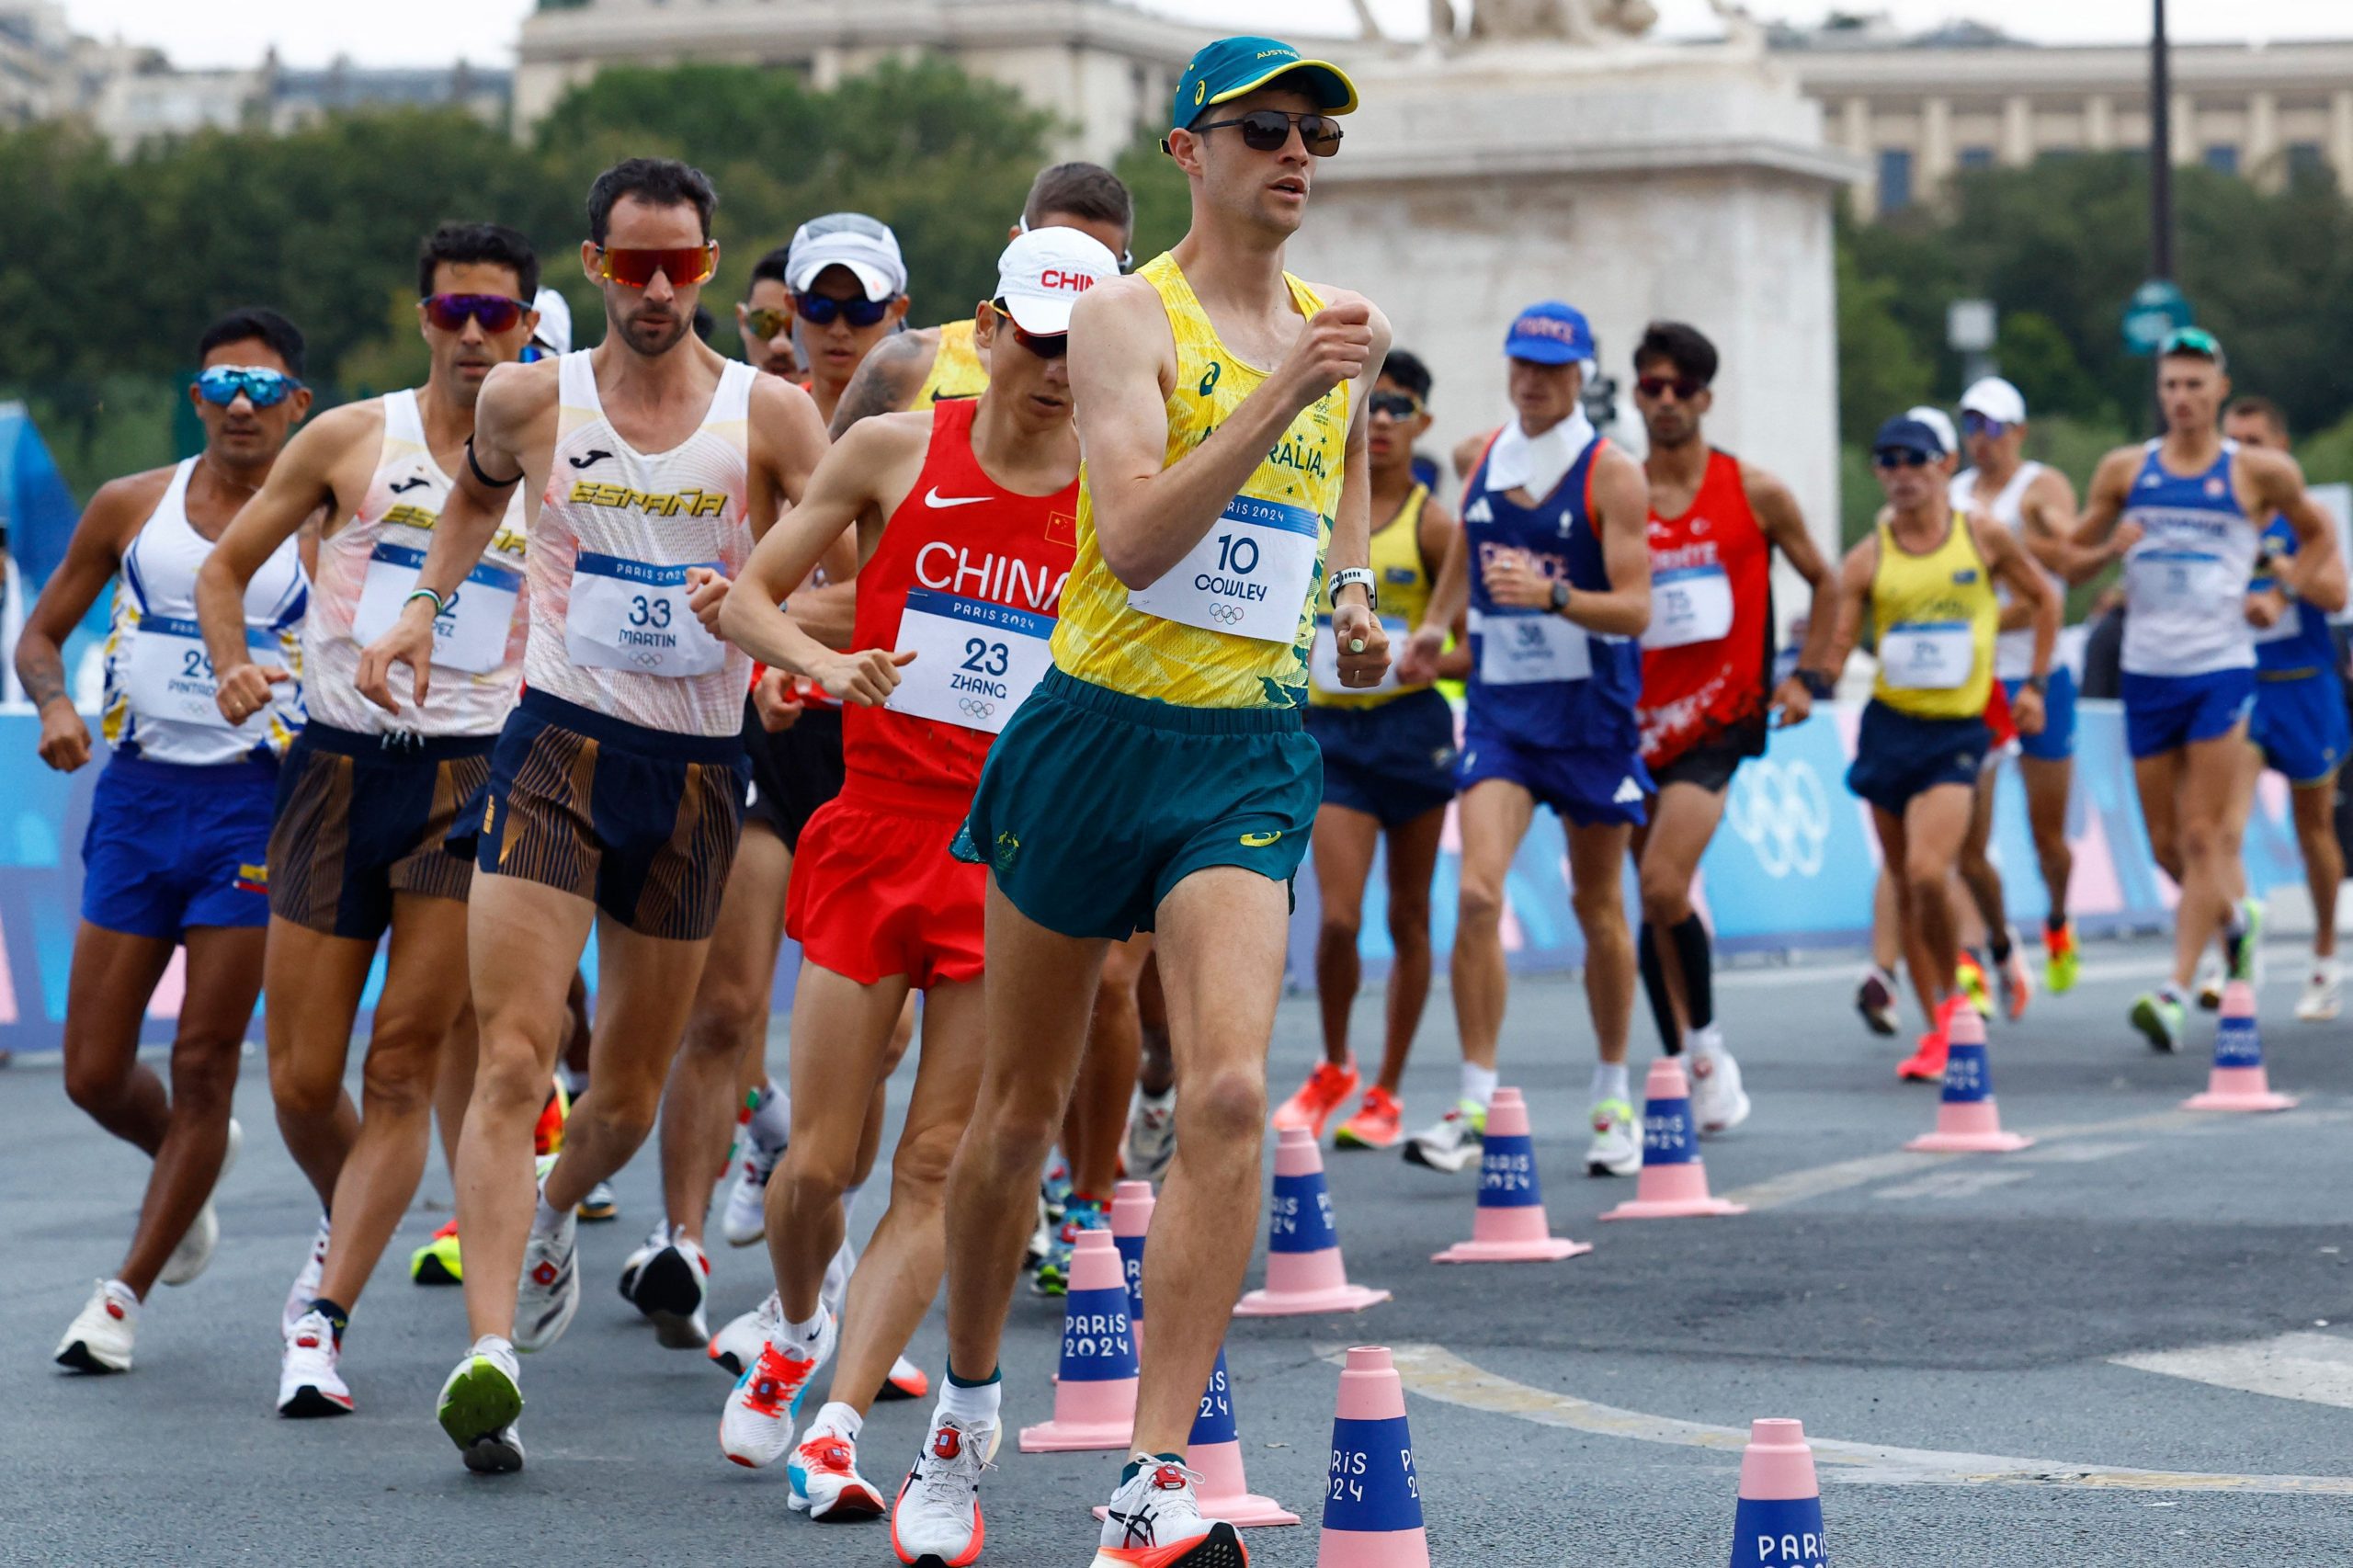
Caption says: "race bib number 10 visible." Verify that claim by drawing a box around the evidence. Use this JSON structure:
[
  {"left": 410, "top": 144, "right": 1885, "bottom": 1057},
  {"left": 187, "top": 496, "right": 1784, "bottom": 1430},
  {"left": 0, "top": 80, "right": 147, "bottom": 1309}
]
[
  {"left": 1127, "top": 495, "right": 1321, "bottom": 643},
  {"left": 886, "top": 588, "right": 1054, "bottom": 734},
  {"left": 564, "top": 552, "right": 726, "bottom": 678}
]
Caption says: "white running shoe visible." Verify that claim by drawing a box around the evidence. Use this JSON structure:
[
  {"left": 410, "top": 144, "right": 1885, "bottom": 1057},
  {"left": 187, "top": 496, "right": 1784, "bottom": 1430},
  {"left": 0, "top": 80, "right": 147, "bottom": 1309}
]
[
  {"left": 1120, "top": 1085, "right": 1178, "bottom": 1185},
  {"left": 513, "top": 1207, "right": 580, "bottom": 1354},
  {"left": 1586, "top": 1097, "right": 1642, "bottom": 1178},
  {"left": 708, "top": 1305, "right": 765, "bottom": 1377},
  {"left": 277, "top": 1309, "right": 353, "bottom": 1417},
  {"left": 1401, "top": 1102, "right": 1484, "bottom": 1174},
  {"left": 891, "top": 1408, "right": 998, "bottom": 1567},
  {"left": 720, "top": 1299, "right": 836, "bottom": 1469},
  {"left": 1025, "top": 1197, "right": 1054, "bottom": 1268},
  {"left": 1094, "top": 1455, "right": 1238, "bottom": 1566},
  {"left": 281, "top": 1213, "right": 331, "bottom": 1335},
  {"left": 2195, "top": 953, "right": 2226, "bottom": 1011},
  {"left": 630, "top": 1233, "right": 710, "bottom": 1349},
  {"left": 790, "top": 1423, "right": 887, "bottom": 1520},
  {"left": 437, "top": 1335, "right": 525, "bottom": 1473},
  {"left": 2297, "top": 959, "right": 2341, "bottom": 1022},
  {"left": 160, "top": 1117, "right": 239, "bottom": 1289},
  {"left": 1687, "top": 1036, "right": 1751, "bottom": 1136},
  {"left": 618, "top": 1221, "right": 667, "bottom": 1303},
  {"left": 54, "top": 1279, "right": 137, "bottom": 1373},
  {"left": 722, "top": 1134, "right": 784, "bottom": 1248}
]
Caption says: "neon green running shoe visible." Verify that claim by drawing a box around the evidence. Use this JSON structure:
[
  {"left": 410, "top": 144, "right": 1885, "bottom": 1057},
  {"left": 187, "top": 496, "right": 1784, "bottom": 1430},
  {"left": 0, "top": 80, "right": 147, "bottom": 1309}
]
[
  {"left": 2043, "top": 919, "right": 2079, "bottom": 995},
  {"left": 410, "top": 1221, "right": 461, "bottom": 1286},
  {"left": 438, "top": 1337, "right": 525, "bottom": 1473},
  {"left": 2130, "top": 991, "right": 2185, "bottom": 1054}
]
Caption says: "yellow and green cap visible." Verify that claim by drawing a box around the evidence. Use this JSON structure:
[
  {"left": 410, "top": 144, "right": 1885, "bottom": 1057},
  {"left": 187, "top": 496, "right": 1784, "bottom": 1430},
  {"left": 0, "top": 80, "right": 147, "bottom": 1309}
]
[{"left": 1170, "top": 36, "right": 1359, "bottom": 133}]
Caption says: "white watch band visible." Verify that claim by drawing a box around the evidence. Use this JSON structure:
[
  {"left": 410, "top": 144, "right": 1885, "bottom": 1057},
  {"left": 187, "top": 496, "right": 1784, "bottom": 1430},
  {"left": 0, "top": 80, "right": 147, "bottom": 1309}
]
[{"left": 1329, "top": 566, "right": 1377, "bottom": 612}]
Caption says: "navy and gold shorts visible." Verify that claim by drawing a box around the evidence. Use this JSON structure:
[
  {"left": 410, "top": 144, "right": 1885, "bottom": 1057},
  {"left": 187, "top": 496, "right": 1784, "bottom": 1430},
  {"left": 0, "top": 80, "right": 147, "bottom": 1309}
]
[
  {"left": 465, "top": 689, "right": 748, "bottom": 942},
  {"left": 268, "top": 722, "right": 493, "bottom": 941}
]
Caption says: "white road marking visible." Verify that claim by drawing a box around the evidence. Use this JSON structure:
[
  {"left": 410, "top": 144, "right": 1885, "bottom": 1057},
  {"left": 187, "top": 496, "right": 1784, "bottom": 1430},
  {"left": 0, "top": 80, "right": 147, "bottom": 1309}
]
[
  {"left": 2113, "top": 1332, "right": 2353, "bottom": 1411},
  {"left": 1348, "top": 1344, "right": 2353, "bottom": 1495},
  {"left": 2015, "top": 1141, "right": 2146, "bottom": 1164},
  {"left": 1715, "top": 1109, "right": 2200, "bottom": 1212},
  {"left": 1873, "top": 1168, "right": 2033, "bottom": 1200}
]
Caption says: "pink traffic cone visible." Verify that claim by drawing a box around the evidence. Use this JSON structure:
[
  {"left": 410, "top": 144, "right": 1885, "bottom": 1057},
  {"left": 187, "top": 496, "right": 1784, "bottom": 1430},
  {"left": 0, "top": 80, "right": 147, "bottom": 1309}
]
[
  {"left": 1727, "top": 1418, "right": 1828, "bottom": 1568},
  {"left": 1433, "top": 1088, "right": 1595, "bottom": 1260},
  {"left": 1601, "top": 1060, "right": 1748, "bottom": 1220},
  {"left": 2184, "top": 980, "right": 2298, "bottom": 1112},
  {"left": 1017, "top": 1228, "right": 1136, "bottom": 1452},
  {"left": 1315, "top": 1346, "right": 1429, "bottom": 1568},
  {"left": 1234, "top": 1127, "right": 1391, "bottom": 1317},
  {"left": 1904, "top": 1002, "right": 2033, "bottom": 1153},
  {"left": 1110, "top": 1179, "right": 1154, "bottom": 1353},
  {"left": 1093, "top": 1347, "right": 1298, "bottom": 1529}
]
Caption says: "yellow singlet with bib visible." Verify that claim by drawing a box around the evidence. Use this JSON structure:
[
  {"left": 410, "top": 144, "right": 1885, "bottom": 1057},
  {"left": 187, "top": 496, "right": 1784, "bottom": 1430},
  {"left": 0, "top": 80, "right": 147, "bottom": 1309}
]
[
  {"left": 1845, "top": 510, "right": 2001, "bottom": 817},
  {"left": 951, "top": 251, "right": 1351, "bottom": 938}
]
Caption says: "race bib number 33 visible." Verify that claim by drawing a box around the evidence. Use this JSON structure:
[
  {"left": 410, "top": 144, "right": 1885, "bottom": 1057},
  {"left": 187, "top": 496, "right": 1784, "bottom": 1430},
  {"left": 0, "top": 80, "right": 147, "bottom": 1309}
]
[
  {"left": 1127, "top": 495, "right": 1321, "bottom": 643},
  {"left": 887, "top": 588, "right": 1054, "bottom": 734},
  {"left": 564, "top": 552, "right": 725, "bottom": 678}
]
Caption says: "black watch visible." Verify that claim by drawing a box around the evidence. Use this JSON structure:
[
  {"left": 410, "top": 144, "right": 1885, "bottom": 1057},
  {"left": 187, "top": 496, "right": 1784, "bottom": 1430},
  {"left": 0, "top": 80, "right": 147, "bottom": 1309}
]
[
  {"left": 1549, "top": 579, "right": 1572, "bottom": 614},
  {"left": 2025, "top": 673, "right": 2050, "bottom": 695},
  {"left": 1796, "top": 667, "right": 1834, "bottom": 700}
]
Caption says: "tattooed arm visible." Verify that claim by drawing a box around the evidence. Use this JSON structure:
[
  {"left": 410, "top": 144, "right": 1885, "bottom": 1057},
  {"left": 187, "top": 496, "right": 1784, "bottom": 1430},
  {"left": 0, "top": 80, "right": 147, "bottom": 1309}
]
[{"left": 826, "top": 328, "right": 942, "bottom": 440}]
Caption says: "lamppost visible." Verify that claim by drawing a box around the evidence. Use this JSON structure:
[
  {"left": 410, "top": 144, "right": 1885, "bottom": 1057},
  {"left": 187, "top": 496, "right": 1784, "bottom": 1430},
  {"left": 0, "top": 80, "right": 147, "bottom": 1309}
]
[{"left": 2151, "top": 0, "right": 2173, "bottom": 281}]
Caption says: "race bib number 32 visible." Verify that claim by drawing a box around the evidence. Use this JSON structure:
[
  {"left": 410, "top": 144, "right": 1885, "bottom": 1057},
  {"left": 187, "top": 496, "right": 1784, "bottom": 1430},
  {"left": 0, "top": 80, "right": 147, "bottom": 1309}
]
[
  {"left": 1127, "top": 495, "right": 1321, "bottom": 643},
  {"left": 565, "top": 552, "right": 726, "bottom": 678},
  {"left": 886, "top": 588, "right": 1054, "bottom": 734},
  {"left": 352, "top": 542, "right": 520, "bottom": 675}
]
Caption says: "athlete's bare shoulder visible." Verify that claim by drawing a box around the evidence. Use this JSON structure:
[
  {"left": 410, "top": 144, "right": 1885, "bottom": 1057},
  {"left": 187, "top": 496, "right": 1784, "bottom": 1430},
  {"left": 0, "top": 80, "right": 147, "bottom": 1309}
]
[
  {"left": 747, "top": 367, "right": 824, "bottom": 426},
  {"left": 1069, "top": 275, "right": 1177, "bottom": 394},
  {"left": 829, "top": 328, "right": 942, "bottom": 437},
  {"left": 1736, "top": 459, "right": 1794, "bottom": 509}
]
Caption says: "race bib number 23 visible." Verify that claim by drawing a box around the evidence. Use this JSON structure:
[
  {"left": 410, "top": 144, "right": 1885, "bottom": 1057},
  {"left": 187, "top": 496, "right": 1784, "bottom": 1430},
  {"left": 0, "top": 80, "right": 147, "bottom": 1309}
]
[{"left": 886, "top": 588, "right": 1054, "bottom": 734}]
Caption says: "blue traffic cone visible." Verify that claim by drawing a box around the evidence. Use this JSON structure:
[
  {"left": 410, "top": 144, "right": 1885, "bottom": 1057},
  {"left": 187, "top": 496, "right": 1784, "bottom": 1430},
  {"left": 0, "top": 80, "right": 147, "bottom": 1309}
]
[
  {"left": 1110, "top": 1179, "right": 1153, "bottom": 1350},
  {"left": 1729, "top": 1418, "right": 1828, "bottom": 1567},
  {"left": 1904, "top": 1003, "right": 2032, "bottom": 1153},
  {"left": 1235, "top": 1127, "right": 1390, "bottom": 1316},
  {"left": 1017, "top": 1229, "right": 1136, "bottom": 1452},
  {"left": 1315, "top": 1346, "right": 1428, "bottom": 1567},
  {"left": 2185, "top": 980, "right": 2298, "bottom": 1111}
]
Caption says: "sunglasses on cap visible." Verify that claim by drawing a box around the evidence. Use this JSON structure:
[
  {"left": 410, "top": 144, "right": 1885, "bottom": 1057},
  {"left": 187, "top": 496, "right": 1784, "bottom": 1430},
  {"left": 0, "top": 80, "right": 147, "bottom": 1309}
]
[
  {"left": 1368, "top": 391, "right": 1423, "bottom": 420},
  {"left": 194, "top": 366, "right": 301, "bottom": 409},
  {"left": 423, "top": 293, "right": 527, "bottom": 335},
  {"left": 1190, "top": 108, "right": 1344, "bottom": 157},
  {"left": 990, "top": 303, "right": 1067, "bottom": 360},
  {"left": 1961, "top": 410, "right": 2011, "bottom": 438},
  {"left": 1873, "top": 449, "right": 1935, "bottom": 471},
  {"left": 596, "top": 244, "right": 717, "bottom": 290},
  {"left": 1636, "top": 373, "right": 1709, "bottom": 401},
  {"left": 793, "top": 292, "right": 893, "bottom": 329}
]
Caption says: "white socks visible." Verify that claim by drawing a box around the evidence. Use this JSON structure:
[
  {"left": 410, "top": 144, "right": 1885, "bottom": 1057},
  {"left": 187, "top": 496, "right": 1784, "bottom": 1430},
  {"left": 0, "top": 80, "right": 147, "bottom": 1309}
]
[
  {"left": 1688, "top": 1023, "right": 1725, "bottom": 1062},
  {"left": 781, "top": 1307, "right": 826, "bottom": 1348},
  {"left": 1460, "top": 1062, "right": 1499, "bottom": 1110},
  {"left": 530, "top": 1189, "right": 566, "bottom": 1238},
  {"left": 104, "top": 1278, "right": 141, "bottom": 1313},
  {"left": 938, "top": 1374, "right": 1002, "bottom": 1429},
  {"left": 810, "top": 1400, "right": 863, "bottom": 1442},
  {"left": 1591, "top": 1062, "right": 1631, "bottom": 1106},
  {"left": 748, "top": 1080, "right": 790, "bottom": 1151}
]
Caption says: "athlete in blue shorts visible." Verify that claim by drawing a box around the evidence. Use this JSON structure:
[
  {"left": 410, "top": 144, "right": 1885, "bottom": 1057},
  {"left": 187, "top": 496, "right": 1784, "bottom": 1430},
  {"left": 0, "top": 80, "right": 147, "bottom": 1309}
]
[
  {"left": 2224, "top": 396, "right": 2350, "bottom": 1021},
  {"left": 16, "top": 309, "right": 313, "bottom": 1374},
  {"left": 1399, "top": 301, "right": 1655, "bottom": 1179},
  {"left": 2074, "top": 329, "right": 2344, "bottom": 1051},
  {"left": 1954, "top": 376, "right": 2086, "bottom": 993}
]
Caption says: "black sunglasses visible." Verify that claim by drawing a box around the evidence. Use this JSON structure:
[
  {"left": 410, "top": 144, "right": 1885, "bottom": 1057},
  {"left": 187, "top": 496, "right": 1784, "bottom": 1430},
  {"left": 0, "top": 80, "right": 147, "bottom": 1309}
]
[
  {"left": 1369, "top": 391, "right": 1423, "bottom": 420},
  {"left": 1636, "top": 374, "right": 1709, "bottom": 402},
  {"left": 423, "top": 293, "right": 526, "bottom": 335},
  {"left": 1190, "top": 109, "right": 1344, "bottom": 157},
  {"left": 990, "top": 303, "right": 1066, "bottom": 360},
  {"left": 794, "top": 292, "right": 892, "bottom": 329},
  {"left": 1874, "top": 449, "right": 1935, "bottom": 470}
]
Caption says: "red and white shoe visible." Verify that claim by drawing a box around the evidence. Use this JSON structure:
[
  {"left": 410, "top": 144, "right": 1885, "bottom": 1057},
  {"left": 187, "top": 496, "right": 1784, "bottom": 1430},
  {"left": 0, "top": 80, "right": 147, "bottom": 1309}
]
[
  {"left": 1270, "top": 1057, "right": 1359, "bottom": 1138},
  {"left": 892, "top": 1409, "right": 997, "bottom": 1566},
  {"left": 55, "top": 1279, "right": 137, "bottom": 1374},
  {"left": 277, "top": 1309, "right": 354, "bottom": 1417},
  {"left": 1092, "top": 1455, "right": 1242, "bottom": 1566},
  {"left": 718, "top": 1299, "right": 835, "bottom": 1469},
  {"left": 790, "top": 1424, "right": 886, "bottom": 1520}
]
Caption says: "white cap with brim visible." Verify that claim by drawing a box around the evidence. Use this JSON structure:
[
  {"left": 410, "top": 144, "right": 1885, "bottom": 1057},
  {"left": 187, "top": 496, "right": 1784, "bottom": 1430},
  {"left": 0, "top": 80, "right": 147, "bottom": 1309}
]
[
  {"left": 1905, "top": 405, "right": 1958, "bottom": 459},
  {"left": 785, "top": 213, "right": 907, "bottom": 301},
  {"left": 1960, "top": 377, "right": 2027, "bottom": 426},
  {"left": 530, "top": 288, "right": 573, "bottom": 357},
  {"left": 995, "top": 228, "right": 1120, "bottom": 335}
]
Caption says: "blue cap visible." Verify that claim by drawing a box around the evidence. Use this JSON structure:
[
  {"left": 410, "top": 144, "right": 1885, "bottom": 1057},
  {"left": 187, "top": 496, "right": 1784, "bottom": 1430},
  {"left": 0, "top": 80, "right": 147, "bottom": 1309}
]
[
  {"left": 1504, "top": 301, "right": 1594, "bottom": 366},
  {"left": 1171, "top": 37, "right": 1359, "bottom": 132},
  {"left": 1872, "top": 415, "right": 1943, "bottom": 459}
]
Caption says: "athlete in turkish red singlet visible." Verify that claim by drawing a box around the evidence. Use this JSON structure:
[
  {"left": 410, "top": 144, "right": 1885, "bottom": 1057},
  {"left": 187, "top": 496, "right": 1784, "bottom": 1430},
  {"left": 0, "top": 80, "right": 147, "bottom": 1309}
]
[{"left": 711, "top": 227, "right": 1113, "bottom": 1534}]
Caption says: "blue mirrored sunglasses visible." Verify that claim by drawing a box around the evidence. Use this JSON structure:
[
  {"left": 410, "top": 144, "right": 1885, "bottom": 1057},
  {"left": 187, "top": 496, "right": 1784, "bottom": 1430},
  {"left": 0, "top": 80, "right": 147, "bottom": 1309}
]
[
  {"left": 194, "top": 366, "right": 301, "bottom": 408},
  {"left": 792, "top": 292, "right": 892, "bottom": 328}
]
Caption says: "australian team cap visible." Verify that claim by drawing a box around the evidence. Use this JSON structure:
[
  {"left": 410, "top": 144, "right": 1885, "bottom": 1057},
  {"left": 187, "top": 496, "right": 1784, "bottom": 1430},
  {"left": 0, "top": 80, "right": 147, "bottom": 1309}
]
[
  {"left": 1904, "top": 405, "right": 1958, "bottom": 458},
  {"left": 785, "top": 212, "right": 908, "bottom": 301},
  {"left": 1505, "top": 301, "right": 1595, "bottom": 366},
  {"left": 1171, "top": 37, "right": 1359, "bottom": 132},
  {"left": 1872, "top": 415, "right": 1945, "bottom": 459},
  {"left": 995, "top": 227, "right": 1120, "bottom": 335}
]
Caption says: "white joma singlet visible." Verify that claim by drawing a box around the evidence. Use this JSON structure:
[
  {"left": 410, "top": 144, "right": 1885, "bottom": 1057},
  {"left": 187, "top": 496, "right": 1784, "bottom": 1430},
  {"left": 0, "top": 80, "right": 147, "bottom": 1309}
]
[
  {"left": 526, "top": 350, "right": 757, "bottom": 738},
  {"left": 1955, "top": 460, "right": 2059, "bottom": 683},
  {"left": 101, "top": 458, "right": 307, "bottom": 767},
  {"left": 305, "top": 388, "right": 529, "bottom": 735}
]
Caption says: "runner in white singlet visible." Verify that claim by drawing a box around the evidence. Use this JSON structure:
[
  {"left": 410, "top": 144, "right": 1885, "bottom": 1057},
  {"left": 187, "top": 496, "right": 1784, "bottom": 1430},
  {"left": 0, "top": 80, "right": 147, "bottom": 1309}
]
[
  {"left": 17, "top": 309, "right": 314, "bottom": 1377},
  {"left": 351, "top": 158, "right": 830, "bottom": 1475},
  {"left": 198, "top": 224, "right": 542, "bottom": 1417}
]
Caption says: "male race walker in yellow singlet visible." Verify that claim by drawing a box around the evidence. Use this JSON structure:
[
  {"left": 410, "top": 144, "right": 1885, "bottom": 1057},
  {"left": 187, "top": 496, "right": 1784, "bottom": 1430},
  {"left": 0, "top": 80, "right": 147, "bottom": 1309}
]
[
  {"left": 1822, "top": 413, "right": 2057, "bottom": 1084},
  {"left": 886, "top": 36, "right": 1391, "bottom": 1568}
]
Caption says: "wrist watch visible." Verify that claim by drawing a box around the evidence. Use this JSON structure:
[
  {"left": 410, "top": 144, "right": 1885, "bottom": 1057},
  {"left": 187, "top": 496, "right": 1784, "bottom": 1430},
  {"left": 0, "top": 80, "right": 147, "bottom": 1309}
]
[
  {"left": 2025, "top": 672, "right": 2050, "bottom": 694},
  {"left": 1328, "top": 566, "right": 1377, "bottom": 612},
  {"left": 1796, "top": 667, "right": 1834, "bottom": 700},
  {"left": 1549, "top": 579, "right": 1573, "bottom": 614}
]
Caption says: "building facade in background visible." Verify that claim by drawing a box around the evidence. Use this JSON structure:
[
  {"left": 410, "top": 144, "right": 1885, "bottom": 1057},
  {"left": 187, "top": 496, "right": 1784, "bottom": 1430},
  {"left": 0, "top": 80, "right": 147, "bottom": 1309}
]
[{"left": 1777, "top": 14, "right": 2353, "bottom": 218}]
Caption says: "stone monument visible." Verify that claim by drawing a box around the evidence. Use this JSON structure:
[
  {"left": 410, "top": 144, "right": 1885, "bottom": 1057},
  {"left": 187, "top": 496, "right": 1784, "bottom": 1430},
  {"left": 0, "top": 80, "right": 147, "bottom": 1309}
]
[{"left": 1298, "top": 3, "right": 1857, "bottom": 574}]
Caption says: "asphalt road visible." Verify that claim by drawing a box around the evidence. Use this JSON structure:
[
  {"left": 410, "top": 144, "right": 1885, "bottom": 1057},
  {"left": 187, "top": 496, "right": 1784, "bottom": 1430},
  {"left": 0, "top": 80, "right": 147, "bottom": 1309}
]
[{"left": 4, "top": 937, "right": 2351, "bottom": 1566}]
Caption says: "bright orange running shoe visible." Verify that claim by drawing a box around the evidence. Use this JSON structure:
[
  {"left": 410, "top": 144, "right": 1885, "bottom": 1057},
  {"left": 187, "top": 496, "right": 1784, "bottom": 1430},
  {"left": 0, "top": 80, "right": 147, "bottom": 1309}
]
[
  {"left": 1270, "top": 1057, "right": 1359, "bottom": 1138},
  {"left": 534, "top": 1076, "right": 570, "bottom": 1158},
  {"left": 1333, "top": 1085, "right": 1404, "bottom": 1150}
]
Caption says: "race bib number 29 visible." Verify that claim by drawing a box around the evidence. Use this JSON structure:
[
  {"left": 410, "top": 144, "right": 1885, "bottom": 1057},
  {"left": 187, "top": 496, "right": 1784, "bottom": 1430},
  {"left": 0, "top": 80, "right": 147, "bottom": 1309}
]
[
  {"left": 1127, "top": 495, "right": 1320, "bottom": 643},
  {"left": 564, "top": 552, "right": 726, "bottom": 678}
]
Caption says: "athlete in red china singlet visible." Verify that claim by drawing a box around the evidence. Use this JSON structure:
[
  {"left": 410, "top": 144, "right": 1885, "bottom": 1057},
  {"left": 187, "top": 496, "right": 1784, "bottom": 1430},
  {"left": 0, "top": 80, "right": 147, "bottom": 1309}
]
[
  {"left": 709, "top": 227, "right": 1111, "bottom": 1536},
  {"left": 1628, "top": 322, "right": 1839, "bottom": 1134}
]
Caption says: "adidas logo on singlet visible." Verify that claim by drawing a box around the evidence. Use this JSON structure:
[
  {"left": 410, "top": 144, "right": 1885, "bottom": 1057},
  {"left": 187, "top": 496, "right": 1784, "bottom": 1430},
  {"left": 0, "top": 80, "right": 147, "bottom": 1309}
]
[{"left": 1465, "top": 497, "right": 1494, "bottom": 524}]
